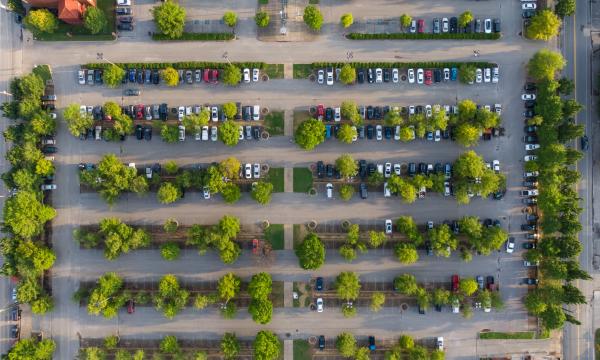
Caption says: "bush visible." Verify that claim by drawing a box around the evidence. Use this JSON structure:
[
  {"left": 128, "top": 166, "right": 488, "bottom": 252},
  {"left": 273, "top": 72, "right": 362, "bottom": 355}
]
[
  {"left": 341, "top": 13, "right": 353, "bottom": 28},
  {"left": 152, "top": 32, "right": 234, "bottom": 41},
  {"left": 346, "top": 32, "right": 500, "bottom": 40},
  {"left": 24, "top": 9, "right": 59, "bottom": 34},
  {"left": 339, "top": 184, "right": 354, "bottom": 201},
  {"left": 160, "top": 242, "right": 180, "bottom": 261},
  {"left": 160, "top": 335, "right": 180, "bottom": 354},
  {"left": 223, "top": 11, "right": 237, "bottom": 27},
  {"left": 256, "top": 11, "right": 270, "bottom": 27},
  {"left": 303, "top": 5, "right": 323, "bottom": 31},
  {"left": 152, "top": 0, "right": 186, "bottom": 39},
  {"left": 83, "top": 7, "right": 108, "bottom": 35},
  {"left": 86, "top": 61, "right": 266, "bottom": 71}
]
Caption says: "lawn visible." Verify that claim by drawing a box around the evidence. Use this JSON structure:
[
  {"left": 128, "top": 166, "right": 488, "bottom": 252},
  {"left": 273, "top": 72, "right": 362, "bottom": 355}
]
[
  {"left": 596, "top": 329, "right": 600, "bottom": 360},
  {"left": 293, "top": 339, "right": 311, "bottom": 360},
  {"left": 264, "top": 224, "right": 284, "bottom": 250},
  {"left": 267, "top": 167, "right": 284, "bottom": 192},
  {"left": 264, "top": 64, "right": 284, "bottom": 79},
  {"left": 271, "top": 281, "right": 284, "bottom": 307},
  {"left": 33, "top": 65, "right": 52, "bottom": 82},
  {"left": 293, "top": 64, "right": 313, "bottom": 79},
  {"left": 478, "top": 331, "right": 535, "bottom": 340},
  {"left": 264, "top": 111, "right": 284, "bottom": 136},
  {"left": 35, "top": 0, "right": 115, "bottom": 41},
  {"left": 293, "top": 168, "right": 313, "bottom": 193},
  {"left": 293, "top": 110, "right": 311, "bottom": 133}
]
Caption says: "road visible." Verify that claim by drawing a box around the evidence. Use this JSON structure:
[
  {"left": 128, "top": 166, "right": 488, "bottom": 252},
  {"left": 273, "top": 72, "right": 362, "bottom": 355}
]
[
  {"left": 560, "top": 0, "right": 595, "bottom": 359},
  {"left": 1, "top": 0, "right": 567, "bottom": 358}
]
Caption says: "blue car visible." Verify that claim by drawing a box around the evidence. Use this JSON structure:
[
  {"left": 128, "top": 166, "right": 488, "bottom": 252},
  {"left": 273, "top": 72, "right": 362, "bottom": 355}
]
[
  {"left": 426, "top": 131, "right": 434, "bottom": 141},
  {"left": 325, "top": 125, "right": 331, "bottom": 139},
  {"left": 450, "top": 67, "right": 458, "bottom": 81},
  {"left": 128, "top": 68, "right": 136, "bottom": 83}
]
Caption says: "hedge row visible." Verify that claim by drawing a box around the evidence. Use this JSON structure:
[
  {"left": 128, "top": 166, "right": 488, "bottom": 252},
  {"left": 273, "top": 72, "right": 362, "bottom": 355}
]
[
  {"left": 311, "top": 61, "right": 497, "bottom": 69},
  {"left": 346, "top": 32, "right": 501, "bottom": 40},
  {"left": 152, "top": 32, "right": 235, "bottom": 41},
  {"left": 84, "top": 61, "right": 266, "bottom": 70}
]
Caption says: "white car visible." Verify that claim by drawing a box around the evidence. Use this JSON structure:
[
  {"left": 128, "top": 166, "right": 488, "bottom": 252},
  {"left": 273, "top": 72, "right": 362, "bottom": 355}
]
[
  {"left": 375, "top": 68, "right": 383, "bottom": 83},
  {"left": 408, "top": 105, "right": 415, "bottom": 115},
  {"left": 211, "top": 107, "right": 218, "bottom": 122},
  {"left": 522, "top": 2, "right": 536, "bottom": 9},
  {"left": 392, "top": 68, "right": 399, "bottom": 83},
  {"left": 425, "top": 105, "right": 432, "bottom": 118},
  {"left": 177, "top": 106, "right": 185, "bottom": 121},
  {"left": 384, "top": 162, "right": 392, "bottom": 178},
  {"left": 525, "top": 144, "right": 540, "bottom": 151},
  {"left": 494, "top": 104, "right": 502, "bottom": 115},
  {"left": 434, "top": 129, "right": 441, "bottom": 142},
  {"left": 376, "top": 125, "right": 383, "bottom": 141},
  {"left": 41, "top": 184, "right": 57, "bottom": 191},
  {"left": 252, "top": 68, "right": 260, "bottom": 82},
  {"left": 316, "top": 298, "right": 324, "bottom": 312},
  {"left": 253, "top": 163, "right": 260, "bottom": 179},
  {"left": 442, "top": 17, "right": 449, "bottom": 33},
  {"left": 79, "top": 105, "right": 87, "bottom": 116},
  {"left": 326, "top": 68, "right": 334, "bottom": 85},
  {"left": 245, "top": 164, "right": 252, "bottom": 179},
  {"left": 416, "top": 68, "right": 424, "bottom": 84},
  {"left": 524, "top": 155, "right": 537, "bottom": 161},
  {"left": 351, "top": 126, "right": 358, "bottom": 142},
  {"left": 195, "top": 127, "right": 201, "bottom": 141},
  {"left": 78, "top": 70, "right": 86, "bottom": 84},
  {"left": 394, "top": 126, "right": 400, "bottom": 141},
  {"left": 484, "top": 18, "right": 492, "bottom": 33},
  {"left": 49, "top": 113, "right": 57, "bottom": 119},
  {"left": 116, "top": 0, "right": 130, "bottom": 5},
  {"left": 203, "top": 186, "right": 210, "bottom": 199},
  {"left": 317, "top": 70, "right": 324, "bottom": 84},
  {"left": 178, "top": 125, "right": 185, "bottom": 141},
  {"left": 436, "top": 337, "right": 444, "bottom": 351},
  {"left": 243, "top": 68, "right": 250, "bottom": 83},
  {"left": 484, "top": 68, "right": 491, "bottom": 83},
  {"left": 452, "top": 299, "right": 460, "bottom": 313},
  {"left": 476, "top": 68, "right": 483, "bottom": 83},
  {"left": 444, "top": 181, "right": 450, "bottom": 196},
  {"left": 427, "top": 221, "right": 434, "bottom": 230},
  {"left": 238, "top": 126, "right": 244, "bottom": 140},
  {"left": 492, "top": 160, "right": 500, "bottom": 173},
  {"left": 201, "top": 126, "right": 209, "bottom": 141},
  {"left": 334, "top": 107, "right": 341, "bottom": 122},
  {"left": 211, "top": 126, "right": 218, "bottom": 141},
  {"left": 408, "top": 69, "right": 415, "bottom": 84},
  {"left": 524, "top": 171, "right": 539, "bottom": 177},
  {"left": 505, "top": 237, "right": 515, "bottom": 253},
  {"left": 394, "top": 163, "right": 401, "bottom": 176},
  {"left": 253, "top": 105, "right": 260, "bottom": 121},
  {"left": 443, "top": 68, "right": 450, "bottom": 81},
  {"left": 492, "top": 67, "right": 499, "bottom": 83},
  {"left": 385, "top": 219, "right": 393, "bottom": 234},
  {"left": 11, "top": 287, "right": 17, "bottom": 302},
  {"left": 146, "top": 167, "right": 152, "bottom": 179},
  {"left": 522, "top": 94, "right": 536, "bottom": 100}
]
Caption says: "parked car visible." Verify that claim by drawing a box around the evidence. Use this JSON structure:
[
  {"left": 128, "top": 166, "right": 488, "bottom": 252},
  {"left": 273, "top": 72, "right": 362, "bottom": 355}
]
[
  {"left": 505, "top": 237, "right": 515, "bottom": 253},
  {"left": 316, "top": 298, "right": 324, "bottom": 312},
  {"left": 385, "top": 219, "right": 392, "bottom": 234}
]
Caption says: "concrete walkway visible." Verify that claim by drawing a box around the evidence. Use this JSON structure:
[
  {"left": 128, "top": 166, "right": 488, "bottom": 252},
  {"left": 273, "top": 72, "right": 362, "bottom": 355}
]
[
  {"left": 284, "top": 168, "right": 293, "bottom": 193},
  {"left": 283, "top": 339, "right": 293, "bottom": 360},
  {"left": 284, "top": 109, "right": 294, "bottom": 137},
  {"left": 283, "top": 223, "right": 293, "bottom": 249},
  {"left": 283, "top": 281, "right": 293, "bottom": 308}
]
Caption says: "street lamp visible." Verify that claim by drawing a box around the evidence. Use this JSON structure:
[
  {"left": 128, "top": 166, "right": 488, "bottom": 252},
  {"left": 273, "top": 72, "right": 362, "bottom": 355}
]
[
  {"left": 97, "top": 53, "right": 117, "bottom": 66},
  {"left": 346, "top": 51, "right": 354, "bottom": 61},
  {"left": 222, "top": 52, "right": 232, "bottom": 65}
]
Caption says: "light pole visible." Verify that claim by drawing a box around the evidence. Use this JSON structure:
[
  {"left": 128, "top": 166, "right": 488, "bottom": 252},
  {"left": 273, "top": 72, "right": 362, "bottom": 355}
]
[
  {"left": 222, "top": 52, "right": 232, "bottom": 65},
  {"left": 346, "top": 51, "right": 354, "bottom": 62},
  {"left": 97, "top": 53, "right": 117, "bottom": 66}
]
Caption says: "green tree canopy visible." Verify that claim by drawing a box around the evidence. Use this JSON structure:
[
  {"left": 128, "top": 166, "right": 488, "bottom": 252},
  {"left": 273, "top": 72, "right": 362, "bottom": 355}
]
[
  {"left": 83, "top": 6, "right": 107, "bottom": 34},
  {"left": 400, "top": 14, "right": 412, "bottom": 28},
  {"left": 528, "top": 49, "right": 566, "bottom": 81},
  {"left": 336, "top": 271, "right": 361, "bottom": 301},
  {"left": 153, "top": 0, "right": 186, "bottom": 39},
  {"left": 340, "top": 13, "right": 353, "bottom": 28},
  {"left": 336, "top": 332, "right": 357, "bottom": 357},
  {"left": 223, "top": 11, "right": 237, "bottom": 27},
  {"left": 154, "top": 274, "right": 189, "bottom": 319},
  {"left": 295, "top": 118, "right": 325, "bottom": 150},
  {"left": 458, "top": 10, "right": 473, "bottom": 28},
  {"left": 63, "top": 103, "right": 94, "bottom": 137},
  {"left": 252, "top": 181, "right": 274, "bottom": 205},
  {"left": 7, "top": 338, "right": 55, "bottom": 360},
  {"left": 295, "top": 233, "right": 325, "bottom": 270},
  {"left": 24, "top": 9, "right": 58, "bottom": 34},
  {"left": 253, "top": 331, "right": 280, "bottom": 360},
  {"left": 394, "top": 274, "right": 418, "bottom": 295},
  {"left": 221, "top": 65, "right": 242, "bottom": 86},
  {"left": 219, "top": 120, "right": 240, "bottom": 146},
  {"left": 221, "top": 333, "right": 240, "bottom": 360},
  {"left": 4, "top": 191, "right": 56, "bottom": 238},
  {"left": 255, "top": 11, "right": 270, "bottom": 27},
  {"left": 157, "top": 182, "right": 181, "bottom": 204},
  {"left": 555, "top": 0, "right": 576, "bottom": 17},
  {"left": 303, "top": 5, "right": 323, "bottom": 30},
  {"left": 102, "top": 65, "right": 125, "bottom": 88},
  {"left": 162, "top": 67, "right": 179, "bottom": 87},
  {"left": 526, "top": 9, "right": 561, "bottom": 41}
]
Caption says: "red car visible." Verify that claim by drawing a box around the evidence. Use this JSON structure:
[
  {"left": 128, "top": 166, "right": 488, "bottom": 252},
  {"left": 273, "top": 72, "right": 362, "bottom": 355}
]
[
  {"left": 127, "top": 299, "right": 135, "bottom": 314},
  {"left": 203, "top": 69, "right": 210, "bottom": 82},
  {"left": 135, "top": 104, "right": 144, "bottom": 120},
  {"left": 417, "top": 19, "right": 425, "bottom": 33},
  {"left": 451, "top": 274, "right": 459, "bottom": 292},
  {"left": 317, "top": 104, "right": 324, "bottom": 120},
  {"left": 211, "top": 69, "right": 219, "bottom": 84},
  {"left": 424, "top": 70, "right": 433, "bottom": 85}
]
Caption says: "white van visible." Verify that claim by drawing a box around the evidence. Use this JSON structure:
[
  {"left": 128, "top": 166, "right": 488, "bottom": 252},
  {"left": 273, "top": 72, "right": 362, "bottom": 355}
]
[
  {"left": 326, "top": 183, "right": 333, "bottom": 199},
  {"left": 253, "top": 105, "right": 260, "bottom": 121}
]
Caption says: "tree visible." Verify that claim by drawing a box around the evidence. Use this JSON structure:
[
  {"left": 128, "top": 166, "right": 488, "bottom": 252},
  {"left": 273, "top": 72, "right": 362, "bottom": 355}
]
[
  {"left": 428, "top": 224, "right": 457, "bottom": 257},
  {"left": 340, "top": 13, "right": 353, "bottom": 28},
  {"left": 458, "top": 64, "right": 476, "bottom": 84},
  {"left": 556, "top": 0, "right": 576, "bottom": 17},
  {"left": 29, "top": 111, "right": 56, "bottom": 136},
  {"left": 394, "top": 243, "right": 418, "bottom": 264},
  {"left": 370, "top": 292, "right": 385, "bottom": 312},
  {"left": 430, "top": 350, "right": 445, "bottom": 360},
  {"left": 219, "top": 120, "right": 240, "bottom": 146},
  {"left": 160, "top": 242, "right": 180, "bottom": 261},
  {"left": 339, "top": 64, "right": 356, "bottom": 85},
  {"left": 183, "top": 111, "right": 210, "bottom": 129},
  {"left": 154, "top": 274, "right": 189, "bottom": 319},
  {"left": 160, "top": 335, "right": 180, "bottom": 354},
  {"left": 432, "top": 288, "right": 450, "bottom": 307},
  {"left": 24, "top": 9, "right": 58, "bottom": 34},
  {"left": 340, "top": 101, "right": 362, "bottom": 125},
  {"left": 562, "top": 283, "right": 586, "bottom": 304},
  {"left": 394, "top": 274, "right": 419, "bottom": 295},
  {"left": 83, "top": 6, "right": 107, "bottom": 34},
  {"left": 255, "top": 11, "right": 270, "bottom": 27},
  {"left": 252, "top": 181, "right": 274, "bottom": 205},
  {"left": 223, "top": 11, "right": 237, "bottom": 27},
  {"left": 153, "top": 0, "right": 186, "bottom": 39},
  {"left": 102, "top": 65, "right": 125, "bottom": 88},
  {"left": 540, "top": 304, "right": 566, "bottom": 329},
  {"left": 99, "top": 218, "right": 150, "bottom": 260},
  {"left": 336, "top": 272, "right": 360, "bottom": 301},
  {"left": 248, "top": 272, "right": 272, "bottom": 299},
  {"left": 162, "top": 67, "right": 179, "bottom": 87},
  {"left": 295, "top": 118, "right": 325, "bottom": 150},
  {"left": 336, "top": 123, "right": 356, "bottom": 144},
  {"left": 7, "top": 338, "right": 56, "bottom": 360},
  {"left": 368, "top": 231, "right": 386, "bottom": 248},
  {"left": 253, "top": 331, "right": 280, "bottom": 360},
  {"left": 458, "top": 10, "right": 473, "bottom": 28},
  {"left": 459, "top": 278, "right": 478, "bottom": 296},
  {"left": 222, "top": 102, "right": 237, "bottom": 120},
  {"left": 221, "top": 333, "right": 240, "bottom": 360},
  {"left": 453, "top": 123, "right": 479, "bottom": 147},
  {"left": 13, "top": 168, "right": 41, "bottom": 190},
  {"left": 558, "top": 77, "right": 575, "bottom": 95},
  {"left": 339, "top": 184, "right": 354, "bottom": 201},
  {"left": 63, "top": 103, "right": 93, "bottom": 137},
  {"left": 400, "top": 14, "right": 412, "bottom": 29},
  {"left": 335, "top": 154, "right": 358, "bottom": 178},
  {"left": 336, "top": 333, "right": 357, "bottom": 357},
  {"left": 562, "top": 99, "right": 584, "bottom": 118},
  {"left": 87, "top": 272, "right": 126, "bottom": 318},
  {"left": 218, "top": 272, "right": 241, "bottom": 302},
  {"left": 303, "top": 5, "right": 323, "bottom": 30},
  {"left": 526, "top": 9, "right": 561, "bottom": 41},
  {"left": 528, "top": 49, "right": 566, "bottom": 81},
  {"left": 398, "top": 334, "right": 414, "bottom": 349},
  {"left": 4, "top": 191, "right": 56, "bottom": 238},
  {"left": 295, "top": 233, "right": 325, "bottom": 269},
  {"left": 157, "top": 182, "right": 181, "bottom": 204},
  {"left": 222, "top": 183, "right": 241, "bottom": 204},
  {"left": 221, "top": 64, "right": 242, "bottom": 86},
  {"left": 113, "top": 114, "right": 133, "bottom": 136}
]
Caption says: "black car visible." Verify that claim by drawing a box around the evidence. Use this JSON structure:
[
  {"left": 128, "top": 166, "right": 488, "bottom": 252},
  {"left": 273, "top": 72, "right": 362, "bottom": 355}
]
[
  {"left": 360, "top": 183, "right": 368, "bottom": 199},
  {"left": 384, "top": 126, "right": 392, "bottom": 139},
  {"left": 367, "top": 68, "right": 374, "bottom": 83},
  {"left": 145, "top": 69, "right": 152, "bottom": 83},
  {"left": 367, "top": 163, "right": 376, "bottom": 175},
  {"left": 152, "top": 69, "right": 160, "bottom": 84},
  {"left": 253, "top": 126, "right": 260, "bottom": 140},
  {"left": 383, "top": 68, "right": 390, "bottom": 82},
  {"left": 434, "top": 163, "right": 443, "bottom": 174},
  {"left": 373, "top": 106, "right": 382, "bottom": 120},
  {"left": 366, "top": 125, "right": 374, "bottom": 139},
  {"left": 522, "top": 9, "right": 535, "bottom": 18},
  {"left": 135, "top": 125, "right": 143, "bottom": 140},
  {"left": 418, "top": 162, "right": 427, "bottom": 174},
  {"left": 366, "top": 106, "right": 374, "bottom": 120},
  {"left": 325, "top": 107, "right": 333, "bottom": 121},
  {"left": 124, "top": 88, "right": 140, "bottom": 96},
  {"left": 524, "top": 82, "right": 537, "bottom": 91},
  {"left": 94, "top": 69, "right": 103, "bottom": 84},
  {"left": 116, "top": 6, "right": 131, "bottom": 15},
  {"left": 464, "top": 20, "right": 472, "bottom": 33},
  {"left": 581, "top": 135, "right": 589, "bottom": 150},
  {"left": 117, "top": 23, "right": 134, "bottom": 31},
  {"left": 136, "top": 69, "right": 143, "bottom": 84},
  {"left": 10, "top": 325, "right": 19, "bottom": 339},
  {"left": 523, "top": 135, "right": 538, "bottom": 143},
  {"left": 449, "top": 17, "right": 458, "bottom": 33},
  {"left": 451, "top": 220, "right": 459, "bottom": 234},
  {"left": 315, "top": 277, "right": 323, "bottom": 291},
  {"left": 143, "top": 126, "right": 152, "bottom": 141},
  {"left": 357, "top": 68, "right": 365, "bottom": 83},
  {"left": 433, "top": 69, "right": 442, "bottom": 83},
  {"left": 359, "top": 160, "right": 367, "bottom": 178},
  {"left": 357, "top": 126, "right": 365, "bottom": 139},
  {"left": 418, "top": 304, "right": 426, "bottom": 315},
  {"left": 523, "top": 278, "right": 539, "bottom": 285},
  {"left": 524, "top": 100, "right": 536, "bottom": 109},
  {"left": 435, "top": 304, "right": 442, "bottom": 312},
  {"left": 119, "top": 16, "right": 133, "bottom": 23},
  {"left": 523, "top": 109, "right": 535, "bottom": 118},
  {"left": 9, "top": 308, "right": 19, "bottom": 321},
  {"left": 493, "top": 18, "right": 501, "bottom": 33},
  {"left": 524, "top": 125, "right": 538, "bottom": 133},
  {"left": 326, "top": 164, "right": 333, "bottom": 178},
  {"left": 159, "top": 103, "right": 168, "bottom": 120},
  {"left": 408, "top": 163, "right": 416, "bottom": 176},
  {"left": 42, "top": 146, "right": 57, "bottom": 154},
  {"left": 318, "top": 335, "right": 325, "bottom": 350},
  {"left": 521, "top": 224, "right": 536, "bottom": 231},
  {"left": 316, "top": 161, "right": 324, "bottom": 178}
]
